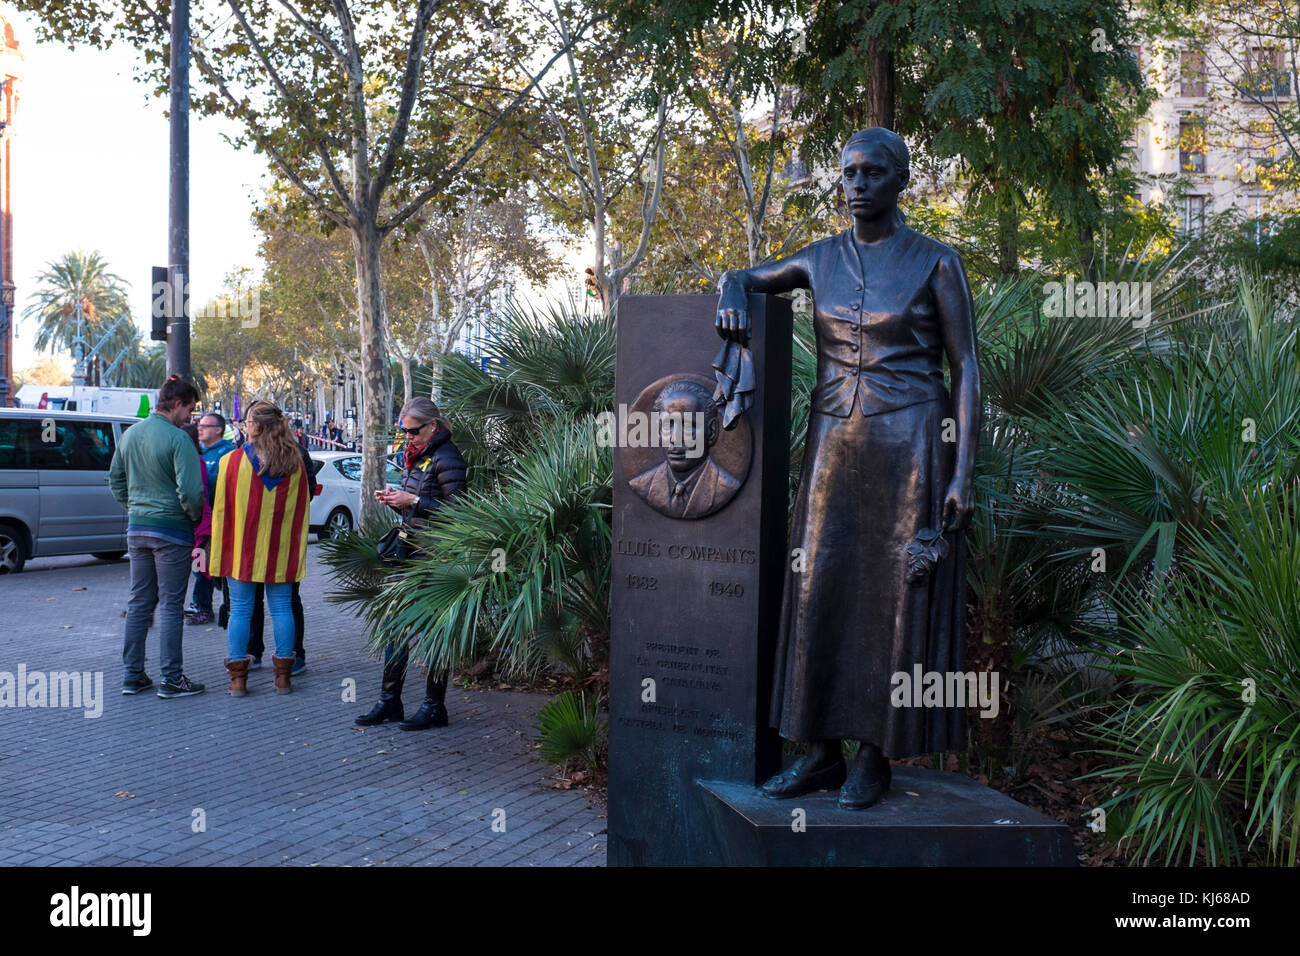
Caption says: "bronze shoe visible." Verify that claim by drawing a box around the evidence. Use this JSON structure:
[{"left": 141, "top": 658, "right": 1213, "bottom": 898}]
[
  {"left": 839, "top": 753, "right": 891, "bottom": 810},
  {"left": 761, "top": 755, "right": 847, "bottom": 799}
]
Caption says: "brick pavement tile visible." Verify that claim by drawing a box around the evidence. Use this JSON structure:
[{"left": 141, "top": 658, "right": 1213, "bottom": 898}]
[{"left": 5, "top": 549, "right": 606, "bottom": 867}]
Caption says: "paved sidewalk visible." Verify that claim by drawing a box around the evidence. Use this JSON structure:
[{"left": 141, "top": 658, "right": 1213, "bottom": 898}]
[{"left": 0, "top": 547, "right": 606, "bottom": 866}]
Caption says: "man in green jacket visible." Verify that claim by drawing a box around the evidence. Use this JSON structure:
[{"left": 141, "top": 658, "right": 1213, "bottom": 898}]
[{"left": 109, "top": 376, "right": 207, "bottom": 698}]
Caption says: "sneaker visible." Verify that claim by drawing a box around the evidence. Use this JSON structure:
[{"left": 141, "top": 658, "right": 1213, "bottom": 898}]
[
  {"left": 157, "top": 675, "right": 206, "bottom": 698},
  {"left": 247, "top": 656, "right": 263, "bottom": 670},
  {"left": 292, "top": 655, "right": 306, "bottom": 676},
  {"left": 187, "top": 610, "right": 215, "bottom": 625},
  {"left": 122, "top": 674, "right": 153, "bottom": 695}
]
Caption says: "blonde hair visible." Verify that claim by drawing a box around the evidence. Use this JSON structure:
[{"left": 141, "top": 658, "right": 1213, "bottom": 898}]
[
  {"left": 400, "top": 397, "right": 451, "bottom": 435},
  {"left": 244, "top": 400, "right": 301, "bottom": 478}
]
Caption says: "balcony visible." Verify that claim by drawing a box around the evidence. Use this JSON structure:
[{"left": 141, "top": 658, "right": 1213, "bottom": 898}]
[{"left": 1237, "top": 73, "right": 1293, "bottom": 99}]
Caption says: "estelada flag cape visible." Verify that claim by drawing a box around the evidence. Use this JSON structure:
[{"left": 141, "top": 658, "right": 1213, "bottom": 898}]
[{"left": 210, "top": 447, "right": 309, "bottom": 583}]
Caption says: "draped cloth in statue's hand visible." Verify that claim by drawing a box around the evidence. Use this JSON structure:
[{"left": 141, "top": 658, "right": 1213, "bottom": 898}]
[{"left": 711, "top": 339, "right": 755, "bottom": 431}]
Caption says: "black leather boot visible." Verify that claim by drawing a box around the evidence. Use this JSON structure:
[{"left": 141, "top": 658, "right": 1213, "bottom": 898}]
[
  {"left": 398, "top": 673, "right": 449, "bottom": 730},
  {"left": 354, "top": 659, "right": 406, "bottom": 726}
]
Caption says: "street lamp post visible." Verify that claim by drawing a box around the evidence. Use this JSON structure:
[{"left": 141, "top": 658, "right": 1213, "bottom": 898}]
[{"left": 166, "top": 0, "right": 191, "bottom": 381}]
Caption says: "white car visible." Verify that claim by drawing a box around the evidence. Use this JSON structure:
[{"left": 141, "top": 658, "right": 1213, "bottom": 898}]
[{"left": 309, "top": 450, "right": 404, "bottom": 538}]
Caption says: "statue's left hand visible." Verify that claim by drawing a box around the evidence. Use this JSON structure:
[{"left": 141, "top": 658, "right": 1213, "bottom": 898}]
[{"left": 941, "top": 477, "right": 973, "bottom": 532}]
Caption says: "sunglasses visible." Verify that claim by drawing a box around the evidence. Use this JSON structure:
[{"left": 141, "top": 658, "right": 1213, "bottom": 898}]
[{"left": 399, "top": 422, "right": 432, "bottom": 436}]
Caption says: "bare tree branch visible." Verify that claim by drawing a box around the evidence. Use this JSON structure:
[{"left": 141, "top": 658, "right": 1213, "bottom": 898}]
[
  {"left": 225, "top": 0, "right": 357, "bottom": 218},
  {"left": 380, "top": 15, "right": 603, "bottom": 235},
  {"left": 371, "top": 0, "right": 444, "bottom": 202},
  {"left": 274, "top": 0, "right": 345, "bottom": 61}
]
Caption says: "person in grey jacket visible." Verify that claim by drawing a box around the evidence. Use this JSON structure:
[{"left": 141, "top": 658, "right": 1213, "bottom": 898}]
[{"left": 108, "top": 376, "right": 207, "bottom": 699}]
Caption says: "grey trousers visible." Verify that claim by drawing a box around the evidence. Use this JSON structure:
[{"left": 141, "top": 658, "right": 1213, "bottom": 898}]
[{"left": 123, "top": 534, "right": 193, "bottom": 684}]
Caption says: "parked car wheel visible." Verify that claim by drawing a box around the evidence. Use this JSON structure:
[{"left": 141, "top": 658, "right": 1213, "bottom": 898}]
[
  {"left": 92, "top": 551, "right": 127, "bottom": 561},
  {"left": 325, "top": 507, "right": 354, "bottom": 538},
  {"left": 0, "top": 523, "right": 29, "bottom": 574}
]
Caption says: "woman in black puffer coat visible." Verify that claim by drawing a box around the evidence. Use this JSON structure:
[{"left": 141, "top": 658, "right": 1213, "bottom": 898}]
[{"left": 355, "top": 397, "right": 468, "bottom": 730}]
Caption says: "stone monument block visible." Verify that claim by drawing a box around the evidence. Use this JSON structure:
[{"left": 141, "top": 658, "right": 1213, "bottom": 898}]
[{"left": 607, "top": 294, "right": 791, "bottom": 867}]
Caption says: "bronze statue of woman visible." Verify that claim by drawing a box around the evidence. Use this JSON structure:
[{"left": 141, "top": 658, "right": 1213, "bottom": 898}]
[{"left": 715, "top": 127, "right": 980, "bottom": 809}]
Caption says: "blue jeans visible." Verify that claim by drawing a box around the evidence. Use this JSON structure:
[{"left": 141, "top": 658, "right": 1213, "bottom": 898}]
[
  {"left": 227, "top": 579, "right": 295, "bottom": 660},
  {"left": 123, "top": 534, "right": 193, "bottom": 684},
  {"left": 189, "top": 571, "right": 215, "bottom": 613}
]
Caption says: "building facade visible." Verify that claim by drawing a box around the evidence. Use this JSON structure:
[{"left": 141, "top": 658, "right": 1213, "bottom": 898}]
[{"left": 1129, "top": 16, "right": 1297, "bottom": 238}]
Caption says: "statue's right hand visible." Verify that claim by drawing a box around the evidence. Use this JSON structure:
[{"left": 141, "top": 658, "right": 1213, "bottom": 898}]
[{"left": 715, "top": 280, "right": 751, "bottom": 343}]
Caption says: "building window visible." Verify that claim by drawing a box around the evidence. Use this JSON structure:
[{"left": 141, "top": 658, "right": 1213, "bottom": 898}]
[
  {"left": 1242, "top": 45, "right": 1290, "bottom": 98},
  {"left": 1179, "top": 116, "right": 1206, "bottom": 173},
  {"left": 783, "top": 148, "right": 808, "bottom": 182},
  {"left": 1180, "top": 50, "right": 1206, "bottom": 97},
  {"left": 1246, "top": 119, "right": 1272, "bottom": 160},
  {"left": 1181, "top": 195, "right": 1207, "bottom": 237}
]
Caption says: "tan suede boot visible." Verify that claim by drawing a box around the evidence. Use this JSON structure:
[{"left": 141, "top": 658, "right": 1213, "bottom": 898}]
[
  {"left": 271, "top": 655, "right": 294, "bottom": 694},
  {"left": 225, "top": 657, "right": 249, "bottom": 697}
]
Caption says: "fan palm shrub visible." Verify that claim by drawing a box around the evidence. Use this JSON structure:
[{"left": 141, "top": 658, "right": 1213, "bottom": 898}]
[
  {"left": 534, "top": 689, "right": 609, "bottom": 772},
  {"left": 955, "top": 243, "right": 1209, "bottom": 770},
  {"left": 1067, "top": 272, "right": 1300, "bottom": 865},
  {"left": 1087, "top": 477, "right": 1300, "bottom": 865},
  {"left": 321, "top": 298, "right": 614, "bottom": 683}
]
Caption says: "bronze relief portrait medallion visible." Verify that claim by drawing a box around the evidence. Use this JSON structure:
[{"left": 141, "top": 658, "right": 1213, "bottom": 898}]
[{"left": 621, "top": 373, "right": 752, "bottom": 520}]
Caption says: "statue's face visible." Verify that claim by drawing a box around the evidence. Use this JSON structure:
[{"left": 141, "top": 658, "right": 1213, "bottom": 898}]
[
  {"left": 657, "top": 391, "right": 716, "bottom": 477},
  {"left": 841, "top": 141, "right": 902, "bottom": 223}
]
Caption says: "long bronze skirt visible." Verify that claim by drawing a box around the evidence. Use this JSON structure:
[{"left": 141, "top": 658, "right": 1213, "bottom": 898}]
[{"left": 770, "top": 396, "right": 967, "bottom": 756}]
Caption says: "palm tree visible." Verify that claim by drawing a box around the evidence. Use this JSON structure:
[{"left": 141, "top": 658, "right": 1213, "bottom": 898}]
[
  {"left": 114, "top": 335, "right": 169, "bottom": 389},
  {"left": 21, "top": 250, "right": 134, "bottom": 362}
]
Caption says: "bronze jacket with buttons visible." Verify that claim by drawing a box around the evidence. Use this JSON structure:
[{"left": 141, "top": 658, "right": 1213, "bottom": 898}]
[{"left": 759, "top": 225, "right": 960, "bottom": 418}]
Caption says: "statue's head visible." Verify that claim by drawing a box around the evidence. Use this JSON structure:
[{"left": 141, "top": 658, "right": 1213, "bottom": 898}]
[
  {"left": 652, "top": 379, "right": 720, "bottom": 477},
  {"left": 841, "top": 127, "right": 909, "bottom": 225}
]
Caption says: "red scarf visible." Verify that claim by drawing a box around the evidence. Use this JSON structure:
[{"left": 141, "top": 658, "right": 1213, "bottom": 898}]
[{"left": 404, "top": 425, "right": 445, "bottom": 472}]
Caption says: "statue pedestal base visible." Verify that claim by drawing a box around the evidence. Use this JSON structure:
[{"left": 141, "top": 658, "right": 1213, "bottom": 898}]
[{"left": 697, "top": 768, "right": 1077, "bottom": 866}]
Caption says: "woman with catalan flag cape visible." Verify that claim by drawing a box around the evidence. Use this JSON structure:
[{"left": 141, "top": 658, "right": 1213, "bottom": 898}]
[{"left": 211, "top": 400, "right": 311, "bottom": 697}]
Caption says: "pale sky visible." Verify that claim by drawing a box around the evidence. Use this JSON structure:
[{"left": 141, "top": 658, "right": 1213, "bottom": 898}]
[{"left": 6, "top": 5, "right": 268, "bottom": 372}]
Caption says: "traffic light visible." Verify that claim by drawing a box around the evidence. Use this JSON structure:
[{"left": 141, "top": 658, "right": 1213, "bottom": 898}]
[
  {"left": 584, "top": 267, "right": 600, "bottom": 299},
  {"left": 150, "top": 266, "right": 169, "bottom": 341}
]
